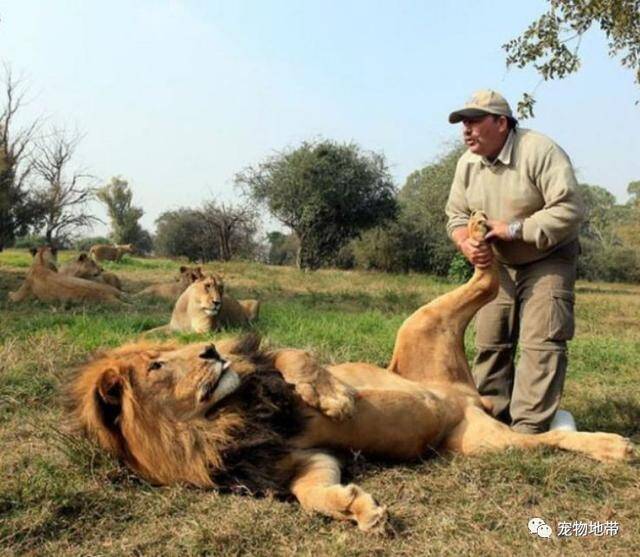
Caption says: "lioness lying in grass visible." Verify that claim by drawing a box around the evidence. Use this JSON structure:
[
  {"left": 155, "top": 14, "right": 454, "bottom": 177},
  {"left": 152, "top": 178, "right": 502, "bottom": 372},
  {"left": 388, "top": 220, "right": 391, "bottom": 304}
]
[{"left": 9, "top": 247, "right": 127, "bottom": 305}]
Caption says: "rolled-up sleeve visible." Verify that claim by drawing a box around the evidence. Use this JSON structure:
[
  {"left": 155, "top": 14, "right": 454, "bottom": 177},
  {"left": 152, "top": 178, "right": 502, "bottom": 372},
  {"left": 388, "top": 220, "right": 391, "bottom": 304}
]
[
  {"left": 522, "top": 145, "right": 585, "bottom": 250},
  {"left": 445, "top": 159, "right": 471, "bottom": 238}
]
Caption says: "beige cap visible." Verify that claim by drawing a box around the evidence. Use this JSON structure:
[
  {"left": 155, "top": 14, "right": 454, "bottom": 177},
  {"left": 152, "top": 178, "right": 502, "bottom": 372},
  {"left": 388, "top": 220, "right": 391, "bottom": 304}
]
[{"left": 448, "top": 89, "right": 515, "bottom": 124}]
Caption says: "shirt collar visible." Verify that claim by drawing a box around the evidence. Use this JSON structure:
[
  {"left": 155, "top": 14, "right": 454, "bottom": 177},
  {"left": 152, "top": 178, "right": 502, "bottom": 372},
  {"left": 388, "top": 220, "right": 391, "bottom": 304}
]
[{"left": 479, "top": 130, "right": 515, "bottom": 167}]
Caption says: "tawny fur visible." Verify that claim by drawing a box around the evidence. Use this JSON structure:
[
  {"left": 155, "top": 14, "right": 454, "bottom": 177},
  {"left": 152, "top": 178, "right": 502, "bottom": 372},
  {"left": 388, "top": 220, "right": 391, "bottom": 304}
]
[
  {"left": 146, "top": 274, "right": 260, "bottom": 334},
  {"left": 9, "top": 247, "right": 128, "bottom": 305},
  {"left": 89, "top": 243, "right": 135, "bottom": 262},
  {"left": 134, "top": 266, "right": 204, "bottom": 301},
  {"left": 67, "top": 213, "right": 636, "bottom": 532},
  {"left": 59, "top": 253, "right": 123, "bottom": 290}
]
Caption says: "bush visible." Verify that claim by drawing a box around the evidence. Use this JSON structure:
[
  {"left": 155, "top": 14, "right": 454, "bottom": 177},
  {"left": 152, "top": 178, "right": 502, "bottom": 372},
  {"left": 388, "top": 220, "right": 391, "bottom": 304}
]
[
  {"left": 578, "top": 239, "right": 640, "bottom": 283},
  {"left": 74, "top": 236, "right": 112, "bottom": 252},
  {"left": 447, "top": 252, "right": 473, "bottom": 283}
]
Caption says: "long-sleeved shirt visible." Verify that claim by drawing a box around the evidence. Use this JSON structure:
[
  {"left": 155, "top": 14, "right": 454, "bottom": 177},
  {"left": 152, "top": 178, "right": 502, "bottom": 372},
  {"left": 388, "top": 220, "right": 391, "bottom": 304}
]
[{"left": 445, "top": 128, "right": 585, "bottom": 265}]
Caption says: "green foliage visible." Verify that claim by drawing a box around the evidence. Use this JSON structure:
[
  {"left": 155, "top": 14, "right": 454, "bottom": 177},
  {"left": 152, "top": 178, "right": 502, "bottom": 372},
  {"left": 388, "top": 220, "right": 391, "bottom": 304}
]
[
  {"left": 504, "top": 0, "right": 640, "bottom": 118},
  {"left": 447, "top": 252, "right": 473, "bottom": 283},
  {"left": 12, "top": 234, "right": 47, "bottom": 250},
  {"left": 154, "top": 208, "right": 218, "bottom": 262},
  {"left": 96, "top": 177, "right": 152, "bottom": 253},
  {"left": 73, "top": 236, "right": 112, "bottom": 252},
  {"left": 266, "top": 231, "right": 298, "bottom": 266},
  {"left": 578, "top": 238, "right": 640, "bottom": 283},
  {"left": 237, "top": 139, "right": 397, "bottom": 270}
]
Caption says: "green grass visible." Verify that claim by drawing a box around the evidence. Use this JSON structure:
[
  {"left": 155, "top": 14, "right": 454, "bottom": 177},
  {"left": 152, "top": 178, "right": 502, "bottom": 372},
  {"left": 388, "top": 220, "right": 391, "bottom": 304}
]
[{"left": 1, "top": 249, "right": 639, "bottom": 555}]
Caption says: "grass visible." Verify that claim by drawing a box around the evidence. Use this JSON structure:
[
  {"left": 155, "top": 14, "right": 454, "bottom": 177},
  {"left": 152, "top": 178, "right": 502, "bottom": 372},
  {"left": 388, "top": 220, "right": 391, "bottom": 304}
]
[{"left": 1, "top": 248, "right": 639, "bottom": 555}]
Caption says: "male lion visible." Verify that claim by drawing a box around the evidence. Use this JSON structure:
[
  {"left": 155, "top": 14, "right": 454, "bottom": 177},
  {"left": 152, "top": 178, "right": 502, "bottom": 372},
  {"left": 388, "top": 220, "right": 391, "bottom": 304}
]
[
  {"left": 146, "top": 273, "right": 260, "bottom": 334},
  {"left": 68, "top": 214, "right": 635, "bottom": 532},
  {"left": 134, "top": 265, "right": 204, "bottom": 301},
  {"left": 9, "top": 247, "right": 128, "bottom": 305},
  {"left": 89, "top": 243, "right": 135, "bottom": 262}
]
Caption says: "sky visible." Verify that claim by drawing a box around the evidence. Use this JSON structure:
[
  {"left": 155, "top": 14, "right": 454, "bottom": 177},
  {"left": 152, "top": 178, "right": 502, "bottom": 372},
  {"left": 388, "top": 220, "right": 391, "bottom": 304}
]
[{"left": 2, "top": 0, "right": 639, "bottom": 236}]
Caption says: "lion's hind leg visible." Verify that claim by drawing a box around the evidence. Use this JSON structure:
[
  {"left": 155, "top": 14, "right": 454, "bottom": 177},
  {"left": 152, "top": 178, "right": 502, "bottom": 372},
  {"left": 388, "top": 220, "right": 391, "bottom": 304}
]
[
  {"left": 445, "top": 406, "right": 635, "bottom": 462},
  {"left": 288, "top": 451, "right": 388, "bottom": 532}
]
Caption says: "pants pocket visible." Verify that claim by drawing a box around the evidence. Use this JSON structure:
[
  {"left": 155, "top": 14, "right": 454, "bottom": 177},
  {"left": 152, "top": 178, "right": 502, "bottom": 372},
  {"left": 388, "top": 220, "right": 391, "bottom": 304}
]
[{"left": 548, "top": 289, "right": 575, "bottom": 341}]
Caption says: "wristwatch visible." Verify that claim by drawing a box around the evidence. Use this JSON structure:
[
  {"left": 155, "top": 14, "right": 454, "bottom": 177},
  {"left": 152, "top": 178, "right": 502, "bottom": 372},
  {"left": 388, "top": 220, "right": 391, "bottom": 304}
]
[{"left": 507, "top": 220, "right": 523, "bottom": 241}]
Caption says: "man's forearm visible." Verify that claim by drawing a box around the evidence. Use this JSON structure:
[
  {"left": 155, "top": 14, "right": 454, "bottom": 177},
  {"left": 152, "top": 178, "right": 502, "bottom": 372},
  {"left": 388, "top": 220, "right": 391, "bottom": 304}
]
[{"left": 451, "top": 227, "right": 469, "bottom": 251}]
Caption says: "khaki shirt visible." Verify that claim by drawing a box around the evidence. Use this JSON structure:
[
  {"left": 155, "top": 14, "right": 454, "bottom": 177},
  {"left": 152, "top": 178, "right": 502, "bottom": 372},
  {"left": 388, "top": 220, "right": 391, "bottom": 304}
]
[{"left": 445, "top": 128, "right": 585, "bottom": 265}]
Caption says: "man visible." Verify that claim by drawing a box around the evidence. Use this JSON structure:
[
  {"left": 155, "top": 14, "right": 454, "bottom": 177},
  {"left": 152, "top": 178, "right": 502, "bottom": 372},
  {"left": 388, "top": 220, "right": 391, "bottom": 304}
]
[{"left": 445, "top": 89, "right": 584, "bottom": 434}]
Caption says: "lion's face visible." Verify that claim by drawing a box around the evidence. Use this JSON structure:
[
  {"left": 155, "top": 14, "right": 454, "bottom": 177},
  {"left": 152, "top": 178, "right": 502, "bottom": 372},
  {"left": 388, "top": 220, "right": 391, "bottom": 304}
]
[
  {"left": 30, "top": 246, "right": 58, "bottom": 271},
  {"left": 193, "top": 274, "right": 224, "bottom": 317},
  {"left": 178, "top": 265, "right": 204, "bottom": 287},
  {"left": 99, "top": 343, "right": 241, "bottom": 421},
  {"left": 74, "top": 253, "right": 103, "bottom": 278}
]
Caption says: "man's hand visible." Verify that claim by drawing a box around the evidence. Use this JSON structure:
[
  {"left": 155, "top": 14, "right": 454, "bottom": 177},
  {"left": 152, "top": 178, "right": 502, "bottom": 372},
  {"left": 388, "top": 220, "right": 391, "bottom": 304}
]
[
  {"left": 485, "top": 220, "right": 511, "bottom": 242},
  {"left": 451, "top": 226, "right": 493, "bottom": 268},
  {"left": 458, "top": 237, "right": 494, "bottom": 268}
]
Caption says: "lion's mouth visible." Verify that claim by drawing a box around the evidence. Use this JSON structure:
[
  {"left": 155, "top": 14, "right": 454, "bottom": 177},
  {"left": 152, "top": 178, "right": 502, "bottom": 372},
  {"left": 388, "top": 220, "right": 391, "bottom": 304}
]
[
  {"left": 202, "top": 302, "right": 222, "bottom": 316},
  {"left": 197, "top": 368, "right": 240, "bottom": 408}
]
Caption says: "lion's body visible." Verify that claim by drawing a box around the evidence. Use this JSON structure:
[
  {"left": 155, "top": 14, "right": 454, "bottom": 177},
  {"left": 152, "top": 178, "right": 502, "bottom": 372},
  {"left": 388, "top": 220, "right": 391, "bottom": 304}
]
[
  {"left": 68, "top": 214, "right": 635, "bottom": 532},
  {"left": 217, "top": 295, "right": 260, "bottom": 328},
  {"left": 59, "top": 253, "right": 123, "bottom": 290},
  {"left": 9, "top": 247, "right": 127, "bottom": 305},
  {"left": 89, "top": 243, "right": 134, "bottom": 262},
  {"left": 134, "top": 266, "right": 203, "bottom": 301}
]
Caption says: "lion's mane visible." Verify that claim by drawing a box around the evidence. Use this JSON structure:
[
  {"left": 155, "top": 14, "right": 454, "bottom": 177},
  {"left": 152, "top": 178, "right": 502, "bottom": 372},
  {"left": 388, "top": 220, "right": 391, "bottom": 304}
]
[{"left": 67, "top": 335, "right": 305, "bottom": 494}]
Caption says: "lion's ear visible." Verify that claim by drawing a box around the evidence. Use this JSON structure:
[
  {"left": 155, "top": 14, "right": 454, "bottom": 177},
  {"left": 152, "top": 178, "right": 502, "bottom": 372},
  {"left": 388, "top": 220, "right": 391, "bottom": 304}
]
[
  {"left": 78, "top": 253, "right": 88, "bottom": 261},
  {"left": 30, "top": 247, "right": 37, "bottom": 257},
  {"left": 97, "top": 368, "right": 124, "bottom": 407},
  {"left": 179, "top": 266, "right": 187, "bottom": 273}
]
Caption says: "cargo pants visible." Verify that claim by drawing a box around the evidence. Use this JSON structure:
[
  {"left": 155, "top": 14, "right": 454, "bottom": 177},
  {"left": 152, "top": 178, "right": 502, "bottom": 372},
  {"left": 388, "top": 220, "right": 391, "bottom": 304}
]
[{"left": 472, "top": 241, "right": 578, "bottom": 434}]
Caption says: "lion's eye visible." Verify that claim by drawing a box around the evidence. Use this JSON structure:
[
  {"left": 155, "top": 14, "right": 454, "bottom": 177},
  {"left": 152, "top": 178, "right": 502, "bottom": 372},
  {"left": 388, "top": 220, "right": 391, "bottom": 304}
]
[{"left": 148, "top": 361, "right": 164, "bottom": 372}]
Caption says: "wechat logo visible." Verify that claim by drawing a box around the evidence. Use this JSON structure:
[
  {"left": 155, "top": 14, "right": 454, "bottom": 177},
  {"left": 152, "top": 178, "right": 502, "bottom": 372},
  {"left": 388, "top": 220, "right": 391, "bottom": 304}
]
[{"left": 528, "top": 518, "right": 552, "bottom": 539}]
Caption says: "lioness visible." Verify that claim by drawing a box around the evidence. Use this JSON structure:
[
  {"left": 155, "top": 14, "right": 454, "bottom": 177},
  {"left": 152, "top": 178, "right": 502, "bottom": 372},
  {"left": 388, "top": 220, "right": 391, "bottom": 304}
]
[
  {"left": 69, "top": 213, "right": 635, "bottom": 532},
  {"left": 146, "top": 273, "right": 259, "bottom": 334},
  {"left": 60, "top": 253, "right": 123, "bottom": 290},
  {"left": 89, "top": 243, "right": 135, "bottom": 262},
  {"left": 134, "top": 265, "right": 204, "bottom": 301},
  {"left": 9, "top": 247, "right": 128, "bottom": 305}
]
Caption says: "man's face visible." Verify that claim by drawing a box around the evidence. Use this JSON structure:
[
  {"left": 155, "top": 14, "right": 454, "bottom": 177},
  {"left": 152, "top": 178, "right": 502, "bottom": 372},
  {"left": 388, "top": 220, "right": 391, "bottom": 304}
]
[{"left": 462, "top": 114, "right": 509, "bottom": 158}]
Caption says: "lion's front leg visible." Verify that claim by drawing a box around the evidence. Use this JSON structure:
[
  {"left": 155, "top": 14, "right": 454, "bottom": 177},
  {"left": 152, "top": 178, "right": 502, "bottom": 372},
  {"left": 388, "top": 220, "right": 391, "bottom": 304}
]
[
  {"left": 8, "top": 279, "right": 32, "bottom": 303},
  {"left": 273, "top": 349, "right": 356, "bottom": 420},
  {"left": 288, "top": 451, "right": 388, "bottom": 533}
]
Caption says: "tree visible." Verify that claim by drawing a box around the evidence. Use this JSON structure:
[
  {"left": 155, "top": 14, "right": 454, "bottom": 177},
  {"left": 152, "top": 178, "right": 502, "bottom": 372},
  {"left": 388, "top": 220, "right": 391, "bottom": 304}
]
[
  {"left": 96, "top": 176, "right": 152, "bottom": 253},
  {"left": 503, "top": 0, "right": 640, "bottom": 118},
  {"left": 0, "top": 66, "right": 42, "bottom": 250},
  {"left": 200, "top": 201, "right": 259, "bottom": 261},
  {"left": 398, "top": 144, "right": 466, "bottom": 275},
  {"left": 577, "top": 183, "right": 617, "bottom": 243},
  {"left": 154, "top": 208, "right": 219, "bottom": 262},
  {"left": 32, "top": 129, "right": 99, "bottom": 245},
  {"left": 236, "top": 139, "right": 397, "bottom": 269},
  {"left": 266, "top": 231, "right": 299, "bottom": 266}
]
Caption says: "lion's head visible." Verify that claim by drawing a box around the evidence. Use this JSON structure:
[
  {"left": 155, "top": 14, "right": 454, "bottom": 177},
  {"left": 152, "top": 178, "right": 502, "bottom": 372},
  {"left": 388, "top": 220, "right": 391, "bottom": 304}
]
[
  {"left": 68, "top": 336, "right": 303, "bottom": 491},
  {"left": 178, "top": 265, "right": 204, "bottom": 287},
  {"left": 30, "top": 245, "right": 58, "bottom": 271},
  {"left": 66, "top": 253, "right": 103, "bottom": 279},
  {"left": 190, "top": 273, "right": 225, "bottom": 317}
]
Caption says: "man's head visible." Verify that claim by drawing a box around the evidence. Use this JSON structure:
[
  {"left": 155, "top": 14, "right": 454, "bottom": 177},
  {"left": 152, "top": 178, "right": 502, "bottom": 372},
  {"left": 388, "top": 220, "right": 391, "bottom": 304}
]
[{"left": 449, "top": 90, "right": 516, "bottom": 159}]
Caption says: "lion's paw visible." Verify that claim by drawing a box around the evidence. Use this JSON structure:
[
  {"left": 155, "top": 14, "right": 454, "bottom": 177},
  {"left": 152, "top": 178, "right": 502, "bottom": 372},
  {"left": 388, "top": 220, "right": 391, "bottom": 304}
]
[
  {"left": 588, "top": 433, "right": 635, "bottom": 462},
  {"left": 295, "top": 372, "right": 356, "bottom": 420}
]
